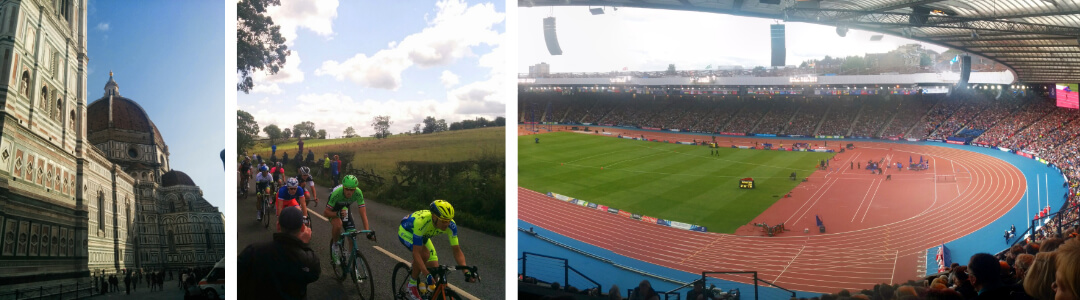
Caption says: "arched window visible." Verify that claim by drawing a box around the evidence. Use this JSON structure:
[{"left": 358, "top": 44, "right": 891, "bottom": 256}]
[
  {"left": 40, "top": 86, "right": 48, "bottom": 110},
  {"left": 97, "top": 192, "right": 105, "bottom": 231},
  {"left": 20, "top": 71, "right": 29, "bottom": 98}
]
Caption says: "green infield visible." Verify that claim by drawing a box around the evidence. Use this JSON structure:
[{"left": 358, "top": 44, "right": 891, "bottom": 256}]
[{"left": 519, "top": 132, "right": 835, "bottom": 233}]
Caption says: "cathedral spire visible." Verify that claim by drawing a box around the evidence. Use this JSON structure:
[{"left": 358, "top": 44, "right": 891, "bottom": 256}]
[{"left": 105, "top": 71, "right": 120, "bottom": 97}]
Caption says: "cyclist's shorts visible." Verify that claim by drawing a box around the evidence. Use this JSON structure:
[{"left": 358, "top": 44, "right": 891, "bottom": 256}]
[
  {"left": 398, "top": 226, "right": 438, "bottom": 262},
  {"left": 342, "top": 218, "right": 356, "bottom": 230}
]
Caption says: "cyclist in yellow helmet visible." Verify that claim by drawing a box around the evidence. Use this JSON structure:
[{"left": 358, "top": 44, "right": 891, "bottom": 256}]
[{"left": 398, "top": 200, "right": 475, "bottom": 300}]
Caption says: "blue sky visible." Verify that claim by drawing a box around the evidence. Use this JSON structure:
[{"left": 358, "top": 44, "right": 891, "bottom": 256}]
[
  {"left": 237, "top": 0, "right": 506, "bottom": 139},
  {"left": 87, "top": 1, "right": 229, "bottom": 209},
  {"left": 519, "top": 7, "right": 949, "bottom": 73}
]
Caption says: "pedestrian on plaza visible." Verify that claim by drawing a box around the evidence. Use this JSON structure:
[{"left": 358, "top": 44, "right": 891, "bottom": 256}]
[{"left": 124, "top": 271, "right": 131, "bottom": 294}]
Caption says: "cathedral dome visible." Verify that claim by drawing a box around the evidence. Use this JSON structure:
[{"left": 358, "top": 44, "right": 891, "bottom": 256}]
[
  {"left": 161, "top": 170, "right": 196, "bottom": 187},
  {"left": 86, "top": 73, "right": 167, "bottom": 147}
]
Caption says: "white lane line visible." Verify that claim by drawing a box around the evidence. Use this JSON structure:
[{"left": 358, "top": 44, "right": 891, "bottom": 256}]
[
  {"left": 372, "top": 246, "right": 481, "bottom": 300},
  {"left": 308, "top": 208, "right": 329, "bottom": 222}
]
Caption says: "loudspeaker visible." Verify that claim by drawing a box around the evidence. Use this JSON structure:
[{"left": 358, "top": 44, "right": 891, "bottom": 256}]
[
  {"left": 543, "top": 17, "right": 562, "bottom": 56},
  {"left": 771, "top": 24, "right": 785, "bottom": 67},
  {"left": 959, "top": 55, "right": 971, "bottom": 84}
]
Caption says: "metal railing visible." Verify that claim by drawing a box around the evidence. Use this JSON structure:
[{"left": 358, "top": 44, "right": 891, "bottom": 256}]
[
  {"left": 0, "top": 281, "right": 94, "bottom": 300},
  {"left": 520, "top": 252, "right": 602, "bottom": 293},
  {"left": 701, "top": 271, "right": 796, "bottom": 300}
]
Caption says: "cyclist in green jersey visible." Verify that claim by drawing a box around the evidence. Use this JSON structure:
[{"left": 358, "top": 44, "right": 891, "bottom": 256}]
[{"left": 321, "top": 175, "right": 373, "bottom": 265}]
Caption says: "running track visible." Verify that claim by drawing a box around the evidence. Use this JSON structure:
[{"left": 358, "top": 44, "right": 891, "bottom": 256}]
[{"left": 518, "top": 126, "right": 1025, "bottom": 293}]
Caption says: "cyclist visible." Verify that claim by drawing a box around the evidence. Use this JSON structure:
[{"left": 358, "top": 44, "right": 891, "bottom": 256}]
[
  {"left": 253, "top": 166, "right": 274, "bottom": 221},
  {"left": 298, "top": 166, "right": 317, "bottom": 204},
  {"left": 322, "top": 175, "right": 372, "bottom": 266},
  {"left": 238, "top": 157, "right": 252, "bottom": 193},
  {"left": 276, "top": 178, "right": 308, "bottom": 230},
  {"left": 270, "top": 162, "right": 286, "bottom": 187},
  {"left": 399, "top": 200, "right": 476, "bottom": 300}
]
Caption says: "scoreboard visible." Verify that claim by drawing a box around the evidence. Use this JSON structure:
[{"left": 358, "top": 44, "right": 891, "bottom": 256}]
[{"left": 739, "top": 177, "right": 755, "bottom": 189}]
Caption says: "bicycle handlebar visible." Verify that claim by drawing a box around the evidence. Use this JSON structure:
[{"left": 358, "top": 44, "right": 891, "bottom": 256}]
[
  {"left": 340, "top": 229, "right": 376, "bottom": 242},
  {"left": 426, "top": 265, "right": 480, "bottom": 282}
]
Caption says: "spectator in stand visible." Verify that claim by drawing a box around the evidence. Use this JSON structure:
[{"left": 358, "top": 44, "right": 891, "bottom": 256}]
[
  {"left": 1053, "top": 238, "right": 1080, "bottom": 300},
  {"left": 1041, "top": 238, "right": 1065, "bottom": 253},
  {"left": 609, "top": 284, "right": 622, "bottom": 300},
  {"left": 630, "top": 280, "right": 659, "bottom": 300},
  {"left": 968, "top": 253, "right": 1025, "bottom": 299},
  {"left": 1024, "top": 252, "right": 1057, "bottom": 300},
  {"left": 1015, "top": 253, "right": 1036, "bottom": 286}
]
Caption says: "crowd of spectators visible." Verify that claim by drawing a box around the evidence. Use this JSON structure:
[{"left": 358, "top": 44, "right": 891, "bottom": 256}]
[
  {"left": 1001, "top": 109, "right": 1079, "bottom": 153},
  {"left": 689, "top": 98, "right": 746, "bottom": 133},
  {"left": 880, "top": 96, "right": 940, "bottom": 138},
  {"left": 755, "top": 101, "right": 800, "bottom": 135},
  {"left": 725, "top": 102, "right": 773, "bottom": 133},
  {"left": 974, "top": 95, "right": 1056, "bottom": 146},
  {"left": 785, "top": 100, "right": 830, "bottom": 136},
  {"left": 849, "top": 98, "right": 898, "bottom": 137},
  {"left": 817, "top": 99, "right": 861, "bottom": 136}
]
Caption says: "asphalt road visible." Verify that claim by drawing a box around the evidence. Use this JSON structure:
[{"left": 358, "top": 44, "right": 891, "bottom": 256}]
[{"left": 236, "top": 181, "right": 505, "bottom": 299}]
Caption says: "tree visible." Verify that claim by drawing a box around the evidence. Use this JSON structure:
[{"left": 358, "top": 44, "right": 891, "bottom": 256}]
[
  {"left": 413, "top": 123, "right": 422, "bottom": 135},
  {"left": 422, "top": 116, "right": 437, "bottom": 134},
  {"left": 343, "top": 126, "right": 357, "bottom": 138},
  {"left": 495, "top": 116, "right": 505, "bottom": 126},
  {"left": 436, "top": 119, "right": 448, "bottom": 133},
  {"left": 237, "top": 0, "right": 289, "bottom": 93},
  {"left": 282, "top": 128, "right": 292, "bottom": 139},
  {"left": 292, "top": 121, "right": 316, "bottom": 138},
  {"left": 263, "top": 124, "right": 282, "bottom": 143},
  {"left": 237, "top": 110, "right": 259, "bottom": 153},
  {"left": 317, "top": 129, "right": 327, "bottom": 139},
  {"left": 666, "top": 64, "right": 676, "bottom": 75},
  {"left": 370, "top": 115, "right": 392, "bottom": 139}
]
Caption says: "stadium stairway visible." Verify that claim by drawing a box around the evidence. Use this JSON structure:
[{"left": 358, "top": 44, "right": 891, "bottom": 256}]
[
  {"left": 718, "top": 103, "right": 750, "bottom": 132},
  {"left": 845, "top": 103, "right": 867, "bottom": 137},
  {"left": 904, "top": 99, "right": 941, "bottom": 138},
  {"left": 811, "top": 104, "right": 832, "bottom": 136},
  {"left": 779, "top": 105, "right": 804, "bottom": 135}
]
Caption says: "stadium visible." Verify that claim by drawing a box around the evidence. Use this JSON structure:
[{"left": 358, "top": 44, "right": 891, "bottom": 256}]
[{"left": 515, "top": 1, "right": 1080, "bottom": 299}]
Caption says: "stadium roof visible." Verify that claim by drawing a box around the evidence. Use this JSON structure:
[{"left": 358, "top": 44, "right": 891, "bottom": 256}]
[{"left": 521, "top": 0, "right": 1080, "bottom": 83}]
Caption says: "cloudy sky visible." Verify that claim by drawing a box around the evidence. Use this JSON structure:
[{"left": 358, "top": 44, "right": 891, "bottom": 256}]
[
  {"left": 238, "top": 0, "right": 506, "bottom": 139},
  {"left": 519, "top": 7, "right": 950, "bottom": 73},
  {"left": 88, "top": 1, "right": 229, "bottom": 209}
]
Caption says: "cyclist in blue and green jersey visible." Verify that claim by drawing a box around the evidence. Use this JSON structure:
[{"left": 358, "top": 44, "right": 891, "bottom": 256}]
[{"left": 399, "top": 200, "right": 475, "bottom": 300}]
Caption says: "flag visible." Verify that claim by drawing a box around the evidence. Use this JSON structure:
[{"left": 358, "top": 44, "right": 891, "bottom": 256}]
[
  {"left": 622, "top": 66, "right": 628, "bottom": 71},
  {"left": 815, "top": 215, "right": 823, "bottom": 227},
  {"left": 950, "top": 55, "right": 959, "bottom": 64},
  {"left": 910, "top": 156, "right": 913, "bottom": 164},
  {"left": 936, "top": 243, "right": 951, "bottom": 273}
]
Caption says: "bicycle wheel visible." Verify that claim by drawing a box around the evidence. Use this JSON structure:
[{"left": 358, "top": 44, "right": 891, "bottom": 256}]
[
  {"left": 331, "top": 240, "right": 347, "bottom": 281},
  {"left": 351, "top": 249, "right": 375, "bottom": 300},
  {"left": 261, "top": 196, "right": 271, "bottom": 228},
  {"left": 390, "top": 262, "right": 412, "bottom": 300}
]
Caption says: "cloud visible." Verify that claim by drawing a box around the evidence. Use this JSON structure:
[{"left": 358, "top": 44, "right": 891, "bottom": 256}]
[
  {"left": 267, "top": 0, "right": 339, "bottom": 45},
  {"left": 440, "top": 70, "right": 460, "bottom": 88},
  {"left": 315, "top": 0, "right": 503, "bottom": 90},
  {"left": 250, "top": 51, "right": 305, "bottom": 94},
  {"left": 96, "top": 22, "right": 110, "bottom": 31},
  {"left": 315, "top": 49, "right": 412, "bottom": 90}
]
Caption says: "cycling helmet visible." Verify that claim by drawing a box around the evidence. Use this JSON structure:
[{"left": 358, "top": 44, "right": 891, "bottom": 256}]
[
  {"left": 341, "top": 175, "right": 359, "bottom": 189},
  {"left": 286, "top": 177, "right": 299, "bottom": 188},
  {"left": 277, "top": 162, "right": 283, "bottom": 167},
  {"left": 259, "top": 165, "right": 269, "bottom": 172},
  {"left": 299, "top": 166, "right": 310, "bottom": 175},
  {"left": 429, "top": 200, "right": 454, "bottom": 221}
]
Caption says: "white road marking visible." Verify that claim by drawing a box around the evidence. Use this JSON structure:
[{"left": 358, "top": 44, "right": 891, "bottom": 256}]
[
  {"left": 308, "top": 208, "right": 329, "bottom": 222},
  {"left": 372, "top": 246, "right": 481, "bottom": 300}
]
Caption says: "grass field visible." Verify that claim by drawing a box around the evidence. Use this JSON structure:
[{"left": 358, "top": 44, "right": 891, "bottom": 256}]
[
  {"left": 519, "top": 132, "right": 835, "bottom": 233},
  {"left": 250, "top": 127, "right": 504, "bottom": 175}
]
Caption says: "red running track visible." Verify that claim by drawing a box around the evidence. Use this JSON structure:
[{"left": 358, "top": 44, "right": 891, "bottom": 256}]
[{"left": 518, "top": 127, "right": 1026, "bottom": 294}]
